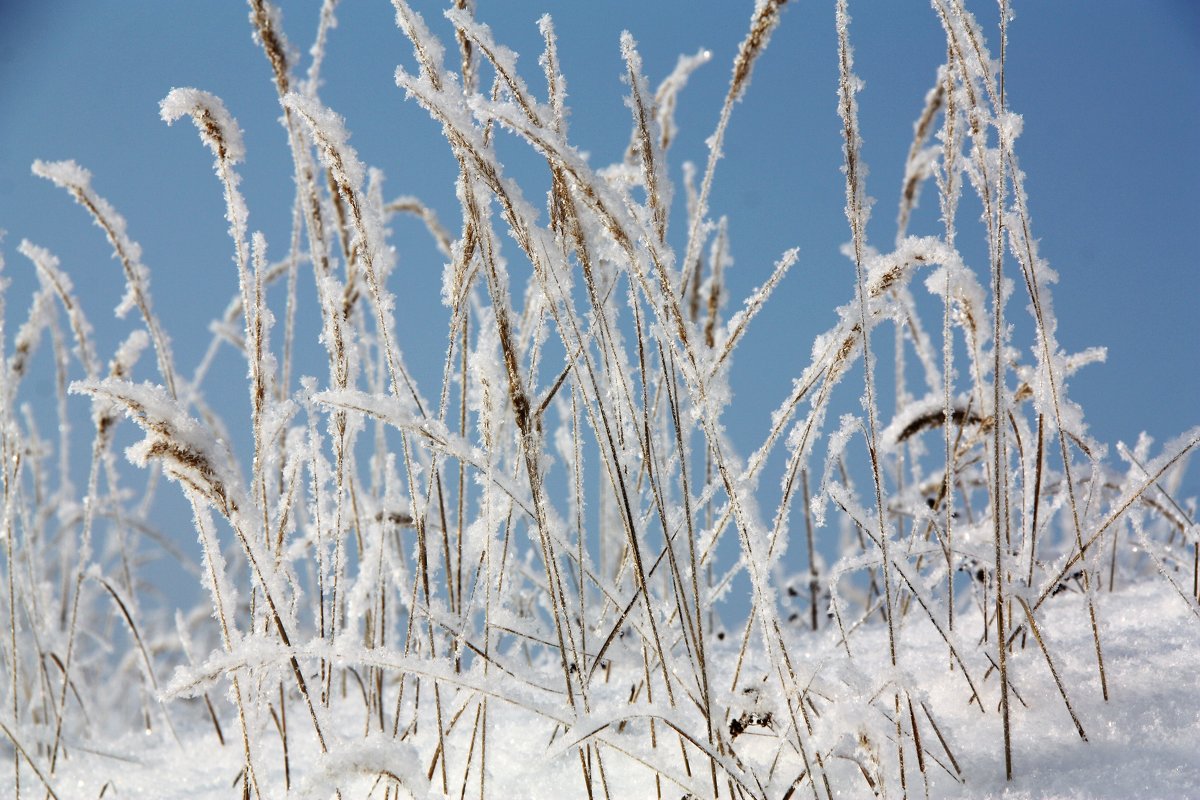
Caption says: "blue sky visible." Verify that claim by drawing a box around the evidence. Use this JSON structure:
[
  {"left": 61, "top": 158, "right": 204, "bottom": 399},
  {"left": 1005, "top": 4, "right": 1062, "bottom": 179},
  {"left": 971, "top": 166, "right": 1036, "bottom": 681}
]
[{"left": 1, "top": 2, "right": 1197, "bottom": 602}]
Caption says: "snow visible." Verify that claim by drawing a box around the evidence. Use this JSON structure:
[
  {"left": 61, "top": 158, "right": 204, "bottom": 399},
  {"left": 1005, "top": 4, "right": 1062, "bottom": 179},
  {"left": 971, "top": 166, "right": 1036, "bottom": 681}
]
[{"left": 4, "top": 580, "right": 1194, "bottom": 798}]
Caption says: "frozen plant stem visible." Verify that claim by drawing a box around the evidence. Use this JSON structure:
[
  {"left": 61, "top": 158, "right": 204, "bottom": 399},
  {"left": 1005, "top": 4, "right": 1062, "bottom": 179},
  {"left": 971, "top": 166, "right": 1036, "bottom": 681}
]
[
  {"left": 990, "top": 0, "right": 1013, "bottom": 781},
  {"left": 837, "top": 4, "right": 906, "bottom": 791}
]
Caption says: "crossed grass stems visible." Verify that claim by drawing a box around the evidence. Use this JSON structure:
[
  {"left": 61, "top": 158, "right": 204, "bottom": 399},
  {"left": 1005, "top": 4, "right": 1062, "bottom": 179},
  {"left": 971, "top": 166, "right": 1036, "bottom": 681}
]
[{"left": 3, "top": 1, "right": 1198, "bottom": 798}]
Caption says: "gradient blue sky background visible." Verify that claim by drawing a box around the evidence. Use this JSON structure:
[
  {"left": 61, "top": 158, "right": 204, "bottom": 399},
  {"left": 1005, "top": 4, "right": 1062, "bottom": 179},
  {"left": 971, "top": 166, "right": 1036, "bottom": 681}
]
[{"left": 1, "top": 2, "right": 1197, "bottom": 605}]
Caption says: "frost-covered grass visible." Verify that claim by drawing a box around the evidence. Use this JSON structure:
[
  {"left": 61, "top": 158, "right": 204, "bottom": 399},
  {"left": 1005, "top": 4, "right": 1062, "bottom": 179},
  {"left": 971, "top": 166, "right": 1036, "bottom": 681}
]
[{"left": 2, "top": 1, "right": 1198, "bottom": 799}]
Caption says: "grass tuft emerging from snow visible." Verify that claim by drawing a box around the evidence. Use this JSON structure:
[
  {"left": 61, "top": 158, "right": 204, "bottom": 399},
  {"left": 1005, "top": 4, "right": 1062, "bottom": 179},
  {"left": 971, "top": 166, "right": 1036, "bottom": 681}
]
[{"left": 2, "top": 2, "right": 1197, "bottom": 798}]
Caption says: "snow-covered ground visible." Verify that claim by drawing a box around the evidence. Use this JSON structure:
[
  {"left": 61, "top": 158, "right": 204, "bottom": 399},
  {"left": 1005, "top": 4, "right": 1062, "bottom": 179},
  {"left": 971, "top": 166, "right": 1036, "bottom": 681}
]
[{"left": 15, "top": 579, "right": 1197, "bottom": 799}]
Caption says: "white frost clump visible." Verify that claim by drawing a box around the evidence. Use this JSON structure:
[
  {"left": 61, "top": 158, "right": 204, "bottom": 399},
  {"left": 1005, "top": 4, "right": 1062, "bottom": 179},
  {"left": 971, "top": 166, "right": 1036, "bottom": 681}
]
[{"left": 159, "top": 87, "right": 246, "bottom": 164}]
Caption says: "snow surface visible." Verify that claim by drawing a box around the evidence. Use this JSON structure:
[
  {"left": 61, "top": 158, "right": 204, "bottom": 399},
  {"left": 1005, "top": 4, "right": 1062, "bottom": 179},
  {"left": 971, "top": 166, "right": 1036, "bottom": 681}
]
[{"left": 10, "top": 580, "right": 1196, "bottom": 799}]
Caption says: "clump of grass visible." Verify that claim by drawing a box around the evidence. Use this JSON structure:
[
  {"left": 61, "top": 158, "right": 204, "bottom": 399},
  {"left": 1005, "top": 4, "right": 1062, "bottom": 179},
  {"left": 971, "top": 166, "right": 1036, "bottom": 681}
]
[{"left": 1, "top": 1, "right": 1196, "bottom": 798}]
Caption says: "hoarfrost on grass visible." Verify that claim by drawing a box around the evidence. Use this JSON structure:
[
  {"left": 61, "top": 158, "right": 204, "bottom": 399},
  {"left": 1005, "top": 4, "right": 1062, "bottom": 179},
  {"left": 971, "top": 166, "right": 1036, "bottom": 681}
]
[{"left": 2, "top": 2, "right": 1197, "bottom": 799}]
